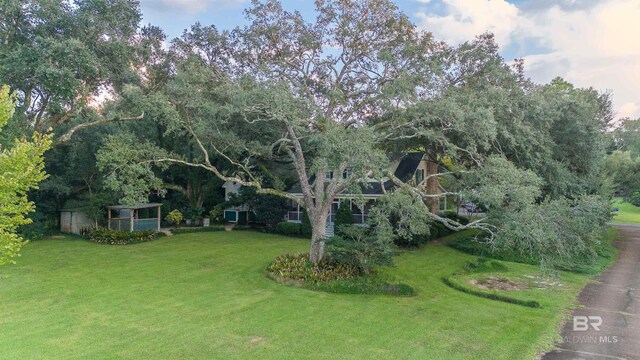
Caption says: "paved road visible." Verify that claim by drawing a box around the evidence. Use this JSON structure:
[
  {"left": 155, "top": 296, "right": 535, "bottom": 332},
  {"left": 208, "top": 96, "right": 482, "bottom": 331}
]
[{"left": 542, "top": 225, "right": 640, "bottom": 360}]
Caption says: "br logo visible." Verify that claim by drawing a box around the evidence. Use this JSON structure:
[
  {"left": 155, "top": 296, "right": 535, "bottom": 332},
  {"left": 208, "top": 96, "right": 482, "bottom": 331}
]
[{"left": 573, "top": 316, "right": 602, "bottom": 331}]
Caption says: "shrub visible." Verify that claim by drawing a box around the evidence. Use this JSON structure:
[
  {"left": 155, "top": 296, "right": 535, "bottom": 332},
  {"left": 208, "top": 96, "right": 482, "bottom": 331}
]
[
  {"left": 183, "top": 207, "right": 205, "bottom": 222},
  {"left": 334, "top": 200, "right": 353, "bottom": 236},
  {"left": 274, "top": 222, "right": 302, "bottom": 237},
  {"left": 327, "top": 225, "right": 396, "bottom": 274},
  {"left": 18, "top": 211, "right": 57, "bottom": 240},
  {"left": 267, "top": 253, "right": 414, "bottom": 296},
  {"left": 171, "top": 226, "right": 225, "bottom": 235},
  {"left": 301, "top": 210, "right": 312, "bottom": 237},
  {"left": 463, "top": 257, "right": 509, "bottom": 273},
  {"left": 165, "top": 209, "right": 183, "bottom": 226},
  {"left": 87, "top": 228, "right": 159, "bottom": 245},
  {"left": 254, "top": 195, "right": 289, "bottom": 228},
  {"left": 429, "top": 222, "right": 448, "bottom": 239},
  {"left": 208, "top": 205, "right": 224, "bottom": 223},
  {"left": 267, "top": 253, "right": 360, "bottom": 283}
]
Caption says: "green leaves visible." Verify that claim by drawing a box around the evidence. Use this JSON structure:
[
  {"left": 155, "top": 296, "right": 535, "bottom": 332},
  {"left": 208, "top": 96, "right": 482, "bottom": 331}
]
[
  {"left": 96, "top": 133, "right": 168, "bottom": 205},
  {"left": 466, "top": 156, "right": 542, "bottom": 211},
  {"left": 494, "top": 195, "right": 611, "bottom": 274},
  {"left": 0, "top": 86, "right": 52, "bottom": 265}
]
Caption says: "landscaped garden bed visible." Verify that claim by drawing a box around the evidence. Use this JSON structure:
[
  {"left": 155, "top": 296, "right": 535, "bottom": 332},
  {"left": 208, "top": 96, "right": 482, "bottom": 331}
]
[{"left": 266, "top": 253, "right": 414, "bottom": 296}]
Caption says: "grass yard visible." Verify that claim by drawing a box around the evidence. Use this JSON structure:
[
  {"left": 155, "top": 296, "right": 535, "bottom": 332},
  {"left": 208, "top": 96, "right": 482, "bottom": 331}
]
[
  {"left": 0, "top": 231, "right": 598, "bottom": 359},
  {"left": 611, "top": 197, "right": 640, "bottom": 224}
]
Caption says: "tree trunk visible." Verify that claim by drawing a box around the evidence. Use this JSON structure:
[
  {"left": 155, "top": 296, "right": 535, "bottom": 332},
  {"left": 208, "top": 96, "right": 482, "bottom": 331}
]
[
  {"left": 425, "top": 160, "right": 440, "bottom": 213},
  {"left": 308, "top": 209, "right": 329, "bottom": 264}
]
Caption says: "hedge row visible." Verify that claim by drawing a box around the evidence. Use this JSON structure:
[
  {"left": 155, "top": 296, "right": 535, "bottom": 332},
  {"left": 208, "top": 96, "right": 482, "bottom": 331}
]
[
  {"left": 87, "top": 228, "right": 162, "bottom": 245},
  {"left": 171, "top": 226, "right": 226, "bottom": 235},
  {"left": 272, "top": 222, "right": 311, "bottom": 238}
]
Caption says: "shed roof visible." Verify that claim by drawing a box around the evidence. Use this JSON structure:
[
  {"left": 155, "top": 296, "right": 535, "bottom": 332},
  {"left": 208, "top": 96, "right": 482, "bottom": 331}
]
[{"left": 107, "top": 203, "right": 162, "bottom": 210}]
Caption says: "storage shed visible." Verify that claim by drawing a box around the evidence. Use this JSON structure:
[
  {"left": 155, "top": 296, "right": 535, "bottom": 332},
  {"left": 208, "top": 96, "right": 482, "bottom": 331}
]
[
  {"left": 60, "top": 209, "right": 94, "bottom": 235},
  {"left": 107, "top": 203, "right": 162, "bottom": 232}
]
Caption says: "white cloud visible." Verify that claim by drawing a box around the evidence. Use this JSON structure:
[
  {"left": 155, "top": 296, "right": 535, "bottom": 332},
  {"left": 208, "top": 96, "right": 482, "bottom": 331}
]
[
  {"left": 415, "top": 0, "right": 640, "bottom": 119},
  {"left": 415, "top": 0, "right": 526, "bottom": 47},
  {"left": 149, "top": 0, "right": 247, "bottom": 14}
]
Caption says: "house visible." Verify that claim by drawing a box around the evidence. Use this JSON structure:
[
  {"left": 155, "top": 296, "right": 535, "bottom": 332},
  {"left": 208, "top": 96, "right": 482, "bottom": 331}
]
[
  {"left": 284, "top": 152, "right": 446, "bottom": 236},
  {"left": 221, "top": 153, "right": 447, "bottom": 235},
  {"left": 221, "top": 181, "right": 255, "bottom": 224}
]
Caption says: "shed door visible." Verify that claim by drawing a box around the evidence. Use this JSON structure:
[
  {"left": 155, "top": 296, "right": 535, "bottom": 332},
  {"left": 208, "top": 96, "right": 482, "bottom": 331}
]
[{"left": 61, "top": 212, "right": 72, "bottom": 233}]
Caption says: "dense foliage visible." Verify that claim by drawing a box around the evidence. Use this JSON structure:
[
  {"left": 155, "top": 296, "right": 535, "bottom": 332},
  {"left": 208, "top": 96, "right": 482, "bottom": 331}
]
[
  {"left": 334, "top": 201, "right": 354, "bottom": 236},
  {"left": 274, "top": 222, "right": 305, "bottom": 237},
  {"left": 267, "top": 253, "right": 360, "bottom": 283},
  {"left": 87, "top": 228, "right": 160, "bottom": 245},
  {"left": 492, "top": 196, "right": 612, "bottom": 273},
  {"left": 0, "top": 0, "right": 615, "bottom": 272},
  {"left": 170, "top": 226, "right": 225, "bottom": 235},
  {"left": 0, "top": 86, "right": 52, "bottom": 264},
  {"left": 165, "top": 209, "right": 183, "bottom": 226},
  {"left": 327, "top": 225, "right": 396, "bottom": 274},
  {"left": 266, "top": 252, "right": 413, "bottom": 296}
]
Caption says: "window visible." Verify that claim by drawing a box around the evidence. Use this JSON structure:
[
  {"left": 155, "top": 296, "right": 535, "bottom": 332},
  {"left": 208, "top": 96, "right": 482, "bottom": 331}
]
[
  {"left": 416, "top": 169, "right": 425, "bottom": 184},
  {"left": 325, "top": 171, "right": 334, "bottom": 179},
  {"left": 342, "top": 169, "right": 350, "bottom": 179}
]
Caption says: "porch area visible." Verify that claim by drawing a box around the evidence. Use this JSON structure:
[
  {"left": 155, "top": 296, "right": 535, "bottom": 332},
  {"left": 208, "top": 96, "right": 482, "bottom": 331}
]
[
  {"left": 107, "top": 203, "right": 162, "bottom": 232},
  {"left": 286, "top": 199, "right": 376, "bottom": 226}
]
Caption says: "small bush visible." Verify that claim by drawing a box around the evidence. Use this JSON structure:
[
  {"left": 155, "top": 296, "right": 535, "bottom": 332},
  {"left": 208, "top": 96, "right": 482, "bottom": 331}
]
[
  {"left": 171, "top": 226, "right": 225, "bottom": 235},
  {"left": 300, "top": 210, "right": 312, "bottom": 237},
  {"left": 430, "top": 222, "right": 448, "bottom": 239},
  {"left": 327, "top": 225, "right": 396, "bottom": 274},
  {"left": 165, "top": 210, "right": 183, "bottom": 226},
  {"left": 254, "top": 195, "right": 289, "bottom": 228},
  {"left": 463, "top": 257, "right": 509, "bottom": 273},
  {"left": 273, "top": 222, "right": 303, "bottom": 237},
  {"left": 87, "top": 228, "right": 159, "bottom": 245},
  {"left": 18, "top": 211, "right": 58, "bottom": 240},
  {"left": 209, "top": 205, "right": 224, "bottom": 223},
  {"left": 334, "top": 201, "right": 353, "bottom": 236}
]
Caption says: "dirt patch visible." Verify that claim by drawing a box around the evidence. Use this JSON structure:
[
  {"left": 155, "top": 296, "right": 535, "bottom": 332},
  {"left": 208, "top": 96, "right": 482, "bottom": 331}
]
[
  {"left": 250, "top": 337, "right": 268, "bottom": 345},
  {"left": 469, "top": 276, "right": 528, "bottom": 291}
]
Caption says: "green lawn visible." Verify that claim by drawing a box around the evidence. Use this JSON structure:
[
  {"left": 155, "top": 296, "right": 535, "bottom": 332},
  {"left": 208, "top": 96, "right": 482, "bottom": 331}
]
[
  {"left": 0, "top": 231, "right": 596, "bottom": 359},
  {"left": 611, "top": 198, "right": 640, "bottom": 224}
]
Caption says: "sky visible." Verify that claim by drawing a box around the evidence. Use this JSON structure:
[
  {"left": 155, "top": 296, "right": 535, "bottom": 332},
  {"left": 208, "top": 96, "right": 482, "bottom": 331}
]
[{"left": 139, "top": 0, "right": 640, "bottom": 120}]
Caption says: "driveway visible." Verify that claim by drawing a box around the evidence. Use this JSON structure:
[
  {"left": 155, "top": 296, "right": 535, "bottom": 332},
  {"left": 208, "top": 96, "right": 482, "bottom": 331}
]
[{"left": 542, "top": 225, "right": 640, "bottom": 360}]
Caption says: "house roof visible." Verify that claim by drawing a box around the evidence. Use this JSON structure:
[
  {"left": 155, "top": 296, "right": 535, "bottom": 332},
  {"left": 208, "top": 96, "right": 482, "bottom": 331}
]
[
  {"left": 393, "top": 152, "right": 424, "bottom": 182},
  {"left": 107, "top": 203, "right": 162, "bottom": 210},
  {"left": 287, "top": 152, "right": 425, "bottom": 196}
]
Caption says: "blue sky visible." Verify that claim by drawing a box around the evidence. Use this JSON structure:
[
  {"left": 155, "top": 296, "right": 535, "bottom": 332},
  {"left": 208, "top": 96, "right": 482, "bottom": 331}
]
[{"left": 139, "top": 0, "right": 640, "bottom": 119}]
